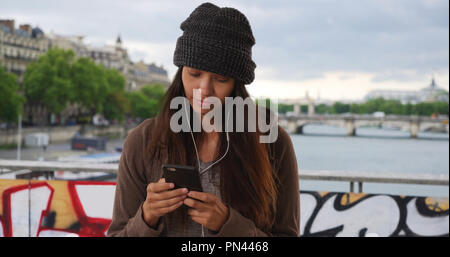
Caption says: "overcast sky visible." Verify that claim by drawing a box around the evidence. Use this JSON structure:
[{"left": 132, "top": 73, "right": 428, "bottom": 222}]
[{"left": 1, "top": 0, "right": 449, "bottom": 101}]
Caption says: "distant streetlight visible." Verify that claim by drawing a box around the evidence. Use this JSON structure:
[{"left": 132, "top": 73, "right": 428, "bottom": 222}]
[{"left": 17, "top": 114, "right": 22, "bottom": 160}]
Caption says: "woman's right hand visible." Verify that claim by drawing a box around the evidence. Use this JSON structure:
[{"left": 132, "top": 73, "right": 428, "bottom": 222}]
[{"left": 142, "top": 178, "right": 188, "bottom": 228}]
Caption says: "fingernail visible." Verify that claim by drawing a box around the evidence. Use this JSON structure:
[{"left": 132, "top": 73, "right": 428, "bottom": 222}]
[
  {"left": 182, "top": 188, "right": 188, "bottom": 193},
  {"left": 169, "top": 183, "right": 174, "bottom": 188}
]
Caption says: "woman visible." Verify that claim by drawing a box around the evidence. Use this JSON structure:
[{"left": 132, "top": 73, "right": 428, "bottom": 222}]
[{"left": 107, "top": 2, "right": 299, "bottom": 237}]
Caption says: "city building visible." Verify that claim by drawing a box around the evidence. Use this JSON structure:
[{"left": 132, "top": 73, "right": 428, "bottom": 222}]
[
  {"left": 47, "top": 32, "right": 90, "bottom": 58},
  {"left": 128, "top": 60, "right": 170, "bottom": 91},
  {"left": 51, "top": 34, "right": 170, "bottom": 91},
  {"left": 419, "top": 77, "right": 449, "bottom": 103},
  {"left": 0, "top": 19, "right": 50, "bottom": 84},
  {"left": 1, "top": 18, "right": 170, "bottom": 91},
  {"left": 87, "top": 36, "right": 170, "bottom": 91},
  {"left": 364, "top": 90, "right": 419, "bottom": 104},
  {"left": 88, "top": 35, "right": 131, "bottom": 74},
  {"left": 365, "top": 77, "right": 449, "bottom": 104}
]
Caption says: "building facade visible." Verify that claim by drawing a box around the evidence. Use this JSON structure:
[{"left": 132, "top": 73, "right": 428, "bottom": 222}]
[
  {"left": 47, "top": 33, "right": 90, "bottom": 58},
  {"left": 87, "top": 36, "right": 130, "bottom": 75},
  {"left": 365, "top": 78, "right": 449, "bottom": 104},
  {"left": 0, "top": 20, "right": 50, "bottom": 84},
  {"left": 1, "top": 19, "right": 170, "bottom": 91},
  {"left": 51, "top": 34, "right": 170, "bottom": 91},
  {"left": 128, "top": 60, "right": 169, "bottom": 91}
]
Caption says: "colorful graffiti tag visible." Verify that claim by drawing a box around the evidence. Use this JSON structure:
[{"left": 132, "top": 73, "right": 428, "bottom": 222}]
[
  {"left": 300, "top": 191, "right": 449, "bottom": 237},
  {"left": 0, "top": 179, "right": 115, "bottom": 237},
  {"left": 0, "top": 179, "right": 448, "bottom": 237}
]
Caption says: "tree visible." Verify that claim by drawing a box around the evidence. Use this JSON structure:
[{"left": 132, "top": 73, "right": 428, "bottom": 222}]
[
  {"left": 127, "top": 91, "right": 152, "bottom": 119},
  {"left": 332, "top": 102, "right": 350, "bottom": 114},
  {"left": 341, "top": 98, "right": 448, "bottom": 117},
  {"left": 140, "top": 83, "right": 166, "bottom": 117},
  {"left": 434, "top": 102, "right": 449, "bottom": 116},
  {"left": 103, "top": 69, "right": 129, "bottom": 122},
  {"left": 71, "top": 58, "right": 131, "bottom": 122},
  {"left": 0, "top": 66, "right": 24, "bottom": 123},
  {"left": 365, "top": 98, "right": 384, "bottom": 114},
  {"left": 316, "top": 104, "right": 331, "bottom": 114},
  {"left": 127, "top": 84, "right": 166, "bottom": 119},
  {"left": 300, "top": 105, "right": 308, "bottom": 113},
  {"left": 141, "top": 83, "right": 166, "bottom": 100},
  {"left": 70, "top": 57, "right": 109, "bottom": 115},
  {"left": 404, "top": 103, "right": 413, "bottom": 115},
  {"left": 278, "top": 103, "right": 294, "bottom": 114},
  {"left": 23, "top": 48, "right": 75, "bottom": 125},
  {"left": 380, "top": 99, "right": 404, "bottom": 115}
]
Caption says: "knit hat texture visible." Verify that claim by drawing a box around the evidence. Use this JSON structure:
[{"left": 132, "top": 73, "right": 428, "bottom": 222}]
[{"left": 174, "top": 2, "right": 256, "bottom": 85}]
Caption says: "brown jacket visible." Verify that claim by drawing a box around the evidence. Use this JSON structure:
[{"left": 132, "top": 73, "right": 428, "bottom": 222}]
[{"left": 107, "top": 118, "right": 300, "bottom": 237}]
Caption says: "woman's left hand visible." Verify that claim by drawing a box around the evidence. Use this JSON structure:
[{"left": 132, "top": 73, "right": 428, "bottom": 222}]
[{"left": 184, "top": 191, "right": 229, "bottom": 232}]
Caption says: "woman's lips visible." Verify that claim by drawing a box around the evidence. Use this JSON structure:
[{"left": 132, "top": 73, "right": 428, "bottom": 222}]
[{"left": 194, "top": 98, "right": 215, "bottom": 109}]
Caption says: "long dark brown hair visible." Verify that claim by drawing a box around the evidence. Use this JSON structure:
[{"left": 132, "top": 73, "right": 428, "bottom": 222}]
[{"left": 146, "top": 67, "right": 279, "bottom": 232}]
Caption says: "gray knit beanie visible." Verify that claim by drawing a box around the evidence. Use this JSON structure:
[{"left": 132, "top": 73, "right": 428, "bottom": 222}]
[{"left": 173, "top": 2, "right": 256, "bottom": 85}]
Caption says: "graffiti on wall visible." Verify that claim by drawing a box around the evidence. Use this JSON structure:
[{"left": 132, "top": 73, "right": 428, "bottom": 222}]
[
  {"left": 300, "top": 191, "right": 449, "bottom": 237},
  {"left": 0, "top": 179, "right": 115, "bottom": 237},
  {"left": 0, "top": 179, "right": 448, "bottom": 237}
]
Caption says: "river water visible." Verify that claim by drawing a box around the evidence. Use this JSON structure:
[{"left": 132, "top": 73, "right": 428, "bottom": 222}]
[
  {"left": 292, "top": 124, "right": 449, "bottom": 198},
  {"left": 1, "top": 123, "right": 447, "bottom": 198}
]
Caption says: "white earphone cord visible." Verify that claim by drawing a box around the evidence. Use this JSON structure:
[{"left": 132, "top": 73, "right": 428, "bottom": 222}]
[
  {"left": 183, "top": 99, "right": 231, "bottom": 174},
  {"left": 183, "top": 99, "right": 231, "bottom": 237}
]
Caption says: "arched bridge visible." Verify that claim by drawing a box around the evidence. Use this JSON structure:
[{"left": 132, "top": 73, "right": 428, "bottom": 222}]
[{"left": 278, "top": 114, "right": 449, "bottom": 138}]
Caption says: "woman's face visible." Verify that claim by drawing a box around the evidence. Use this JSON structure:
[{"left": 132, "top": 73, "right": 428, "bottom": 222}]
[{"left": 182, "top": 66, "right": 235, "bottom": 115}]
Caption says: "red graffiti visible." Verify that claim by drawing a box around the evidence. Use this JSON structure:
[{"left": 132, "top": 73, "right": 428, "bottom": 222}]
[
  {"left": 1, "top": 182, "right": 54, "bottom": 237},
  {"left": 0, "top": 180, "right": 116, "bottom": 237},
  {"left": 67, "top": 181, "right": 115, "bottom": 237}
]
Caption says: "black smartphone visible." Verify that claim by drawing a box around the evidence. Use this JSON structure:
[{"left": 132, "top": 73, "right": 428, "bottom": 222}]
[{"left": 162, "top": 164, "right": 203, "bottom": 192}]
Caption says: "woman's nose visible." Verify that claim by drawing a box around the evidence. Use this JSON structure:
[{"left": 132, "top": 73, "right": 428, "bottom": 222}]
[{"left": 198, "top": 76, "right": 214, "bottom": 96}]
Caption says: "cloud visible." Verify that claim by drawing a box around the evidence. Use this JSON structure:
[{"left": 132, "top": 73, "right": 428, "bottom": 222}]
[
  {"left": 1, "top": 0, "right": 448, "bottom": 99},
  {"left": 248, "top": 70, "right": 449, "bottom": 101},
  {"left": 124, "top": 40, "right": 177, "bottom": 75}
]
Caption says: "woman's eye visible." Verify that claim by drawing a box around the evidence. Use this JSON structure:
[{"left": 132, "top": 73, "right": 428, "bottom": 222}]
[
  {"left": 216, "top": 77, "right": 228, "bottom": 83},
  {"left": 190, "top": 72, "right": 200, "bottom": 77}
]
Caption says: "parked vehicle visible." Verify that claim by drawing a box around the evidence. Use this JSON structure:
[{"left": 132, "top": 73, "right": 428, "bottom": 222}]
[{"left": 373, "top": 112, "right": 385, "bottom": 118}]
